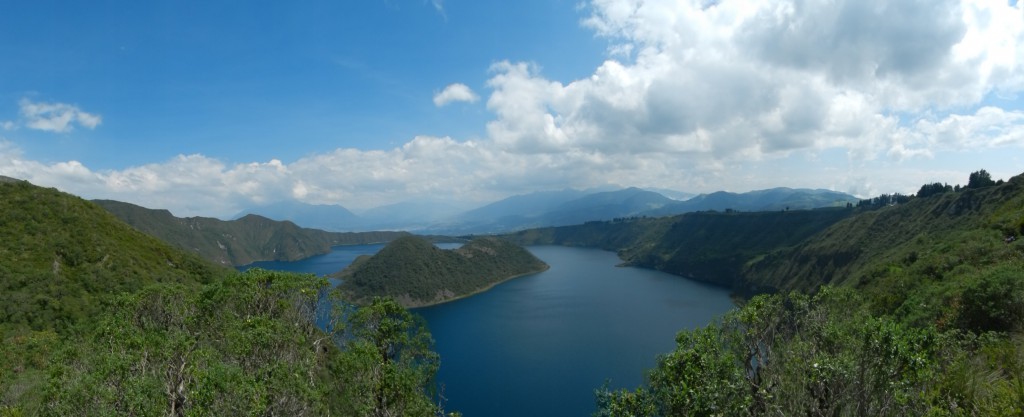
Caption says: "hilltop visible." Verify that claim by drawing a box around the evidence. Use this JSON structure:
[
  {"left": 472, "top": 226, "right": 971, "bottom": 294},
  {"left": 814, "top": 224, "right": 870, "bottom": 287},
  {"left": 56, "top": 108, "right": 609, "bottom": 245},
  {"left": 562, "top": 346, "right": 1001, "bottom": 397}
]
[
  {"left": 96, "top": 199, "right": 409, "bottom": 266},
  {"left": 334, "top": 236, "right": 548, "bottom": 307}
]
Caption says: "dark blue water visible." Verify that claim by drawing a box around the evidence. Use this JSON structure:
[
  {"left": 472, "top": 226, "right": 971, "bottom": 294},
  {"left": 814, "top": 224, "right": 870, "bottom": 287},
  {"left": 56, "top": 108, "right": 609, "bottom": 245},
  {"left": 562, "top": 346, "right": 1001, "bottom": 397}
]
[
  {"left": 240, "top": 244, "right": 734, "bottom": 417},
  {"left": 416, "top": 246, "right": 734, "bottom": 417},
  {"left": 237, "top": 243, "right": 387, "bottom": 276}
]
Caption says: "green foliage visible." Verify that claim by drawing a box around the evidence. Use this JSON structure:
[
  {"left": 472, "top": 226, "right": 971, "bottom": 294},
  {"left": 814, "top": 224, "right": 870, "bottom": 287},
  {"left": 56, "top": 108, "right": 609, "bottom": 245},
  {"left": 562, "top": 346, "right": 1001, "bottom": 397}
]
[
  {"left": 509, "top": 208, "right": 853, "bottom": 293},
  {"left": 747, "top": 172, "right": 1024, "bottom": 297},
  {"left": 956, "top": 262, "right": 1024, "bottom": 333},
  {"left": 0, "top": 180, "right": 229, "bottom": 334},
  {"left": 41, "top": 270, "right": 338, "bottom": 416},
  {"left": 10, "top": 270, "right": 447, "bottom": 416},
  {"left": 336, "top": 297, "right": 441, "bottom": 417},
  {"left": 596, "top": 288, "right": 1024, "bottom": 416},
  {"left": 95, "top": 199, "right": 411, "bottom": 266},
  {"left": 857, "top": 192, "right": 913, "bottom": 208},
  {"left": 649, "top": 324, "right": 752, "bottom": 415},
  {"left": 1, "top": 180, "right": 451, "bottom": 416},
  {"left": 968, "top": 169, "right": 997, "bottom": 189},
  {"left": 336, "top": 236, "right": 548, "bottom": 307},
  {"left": 593, "top": 172, "right": 1024, "bottom": 417},
  {"left": 917, "top": 182, "right": 954, "bottom": 198}
]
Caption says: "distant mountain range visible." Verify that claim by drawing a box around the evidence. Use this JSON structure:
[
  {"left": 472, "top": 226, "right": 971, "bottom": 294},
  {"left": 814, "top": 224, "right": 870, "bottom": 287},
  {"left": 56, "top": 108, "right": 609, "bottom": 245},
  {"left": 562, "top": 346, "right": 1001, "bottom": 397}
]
[
  {"left": 424, "top": 187, "right": 856, "bottom": 234},
  {"left": 357, "top": 200, "right": 470, "bottom": 231},
  {"left": 231, "top": 187, "right": 859, "bottom": 234},
  {"left": 644, "top": 187, "right": 857, "bottom": 217},
  {"left": 233, "top": 201, "right": 361, "bottom": 231}
]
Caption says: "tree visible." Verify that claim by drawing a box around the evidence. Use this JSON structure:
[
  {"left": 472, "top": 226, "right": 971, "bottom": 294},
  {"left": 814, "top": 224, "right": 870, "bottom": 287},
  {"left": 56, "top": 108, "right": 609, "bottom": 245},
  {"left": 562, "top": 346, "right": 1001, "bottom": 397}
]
[
  {"left": 594, "top": 289, "right": 945, "bottom": 417},
  {"left": 967, "top": 169, "right": 996, "bottom": 189},
  {"left": 916, "top": 182, "right": 952, "bottom": 198},
  {"left": 338, "top": 297, "right": 441, "bottom": 417},
  {"left": 35, "top": 270, "right": 448, "bottom": 417}
]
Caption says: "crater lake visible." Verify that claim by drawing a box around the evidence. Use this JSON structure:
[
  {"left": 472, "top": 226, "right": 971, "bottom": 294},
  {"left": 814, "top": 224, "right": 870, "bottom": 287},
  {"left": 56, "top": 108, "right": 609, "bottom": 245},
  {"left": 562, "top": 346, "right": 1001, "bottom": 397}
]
[{"left": 242, "top": 244, "right": 734, "bottom": 416}]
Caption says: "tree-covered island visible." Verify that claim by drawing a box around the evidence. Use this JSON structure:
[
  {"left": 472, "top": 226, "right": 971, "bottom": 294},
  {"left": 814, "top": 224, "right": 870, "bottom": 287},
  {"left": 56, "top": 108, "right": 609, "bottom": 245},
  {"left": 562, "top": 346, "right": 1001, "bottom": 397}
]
[{"left": 333, "top": 235, "right": 549, "bottom": 307}]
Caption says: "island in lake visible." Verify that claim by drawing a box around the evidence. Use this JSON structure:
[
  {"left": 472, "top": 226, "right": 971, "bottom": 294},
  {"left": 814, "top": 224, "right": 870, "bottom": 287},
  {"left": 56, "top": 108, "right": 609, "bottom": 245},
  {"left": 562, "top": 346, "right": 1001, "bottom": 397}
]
[{"left": 333, "top": 236, "right": 549, "bottom": 307}]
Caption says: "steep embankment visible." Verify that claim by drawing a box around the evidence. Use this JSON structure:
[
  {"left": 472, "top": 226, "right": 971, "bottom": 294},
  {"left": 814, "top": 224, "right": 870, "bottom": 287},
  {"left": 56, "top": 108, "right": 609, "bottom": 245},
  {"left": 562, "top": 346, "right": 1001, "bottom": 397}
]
[
  {"left": 508, "top": 208, "right": 855, "bottom": 293},
  {"left": 596, "top": 173, "right": 1024, "bottom": 416},
  {"left": 743, "top": 173, "right": 1024, "bottom": 328},
  {"left": 0, "top": 179, "right": 230, "bottom": 333},
  {"left": 334, "top": 236, "right": 548, "bottom": 307},
  {"left": 96, "top": 199, "right": 409, "bottom": 266}
]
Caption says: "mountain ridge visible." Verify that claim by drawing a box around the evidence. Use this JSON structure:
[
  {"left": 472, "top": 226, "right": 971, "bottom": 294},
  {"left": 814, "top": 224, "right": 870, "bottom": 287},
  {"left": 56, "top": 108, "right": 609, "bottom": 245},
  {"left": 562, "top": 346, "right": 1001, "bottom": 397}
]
[
  {"left": 233, "top": 200, "right": 360, "bottom": 231},
  {"left": 96, "top": 199, "right": 409, "bottom": 266},
  {"left": 0, "top": 180, "right": 230, "bottom": 334}
]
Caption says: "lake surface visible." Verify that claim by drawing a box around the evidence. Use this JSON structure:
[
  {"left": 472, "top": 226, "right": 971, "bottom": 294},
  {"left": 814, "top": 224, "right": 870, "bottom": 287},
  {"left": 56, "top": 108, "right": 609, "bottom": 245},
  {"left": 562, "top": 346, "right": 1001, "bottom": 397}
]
[
  {"left": 241, "top": 244, "right": 734, "bottom": 416},
  {"left": 238, "top": 243, "right": 387, "bottom": 276}
]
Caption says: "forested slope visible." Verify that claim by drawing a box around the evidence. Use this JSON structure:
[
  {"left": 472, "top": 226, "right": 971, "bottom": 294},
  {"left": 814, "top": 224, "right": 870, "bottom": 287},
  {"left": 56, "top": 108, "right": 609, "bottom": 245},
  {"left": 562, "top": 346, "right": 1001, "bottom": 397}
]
[
  {"left": 595, "top": 171, "right": 1024, "bottom": 416},
  {"left": 96, "top": 199, "right": 409, "bottom": 266},
  {"left": 335, "top": 236, "right": 548, "bottom": 307},
  {"left": 0, "top": 179, "right": 230, "bottom": 333},
  {"left": 0, "top": 179, "right": 449, "bottom": 416},
  {"left": 743, "top": 171, "right": 1024, "bottom": 328},
  {"left": 508, "top": 208, "right": 855, "bottom": 293}
]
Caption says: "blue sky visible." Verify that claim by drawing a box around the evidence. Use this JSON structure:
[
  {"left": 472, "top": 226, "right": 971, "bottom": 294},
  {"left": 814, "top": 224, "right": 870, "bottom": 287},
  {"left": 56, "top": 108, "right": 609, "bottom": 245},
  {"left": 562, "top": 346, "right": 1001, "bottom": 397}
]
[
  {"left": 2, "top": 0, "right": 1023, "bottom": 217},
  {"left": 1, "top": 0, "right": 602, "bottom": 166}
]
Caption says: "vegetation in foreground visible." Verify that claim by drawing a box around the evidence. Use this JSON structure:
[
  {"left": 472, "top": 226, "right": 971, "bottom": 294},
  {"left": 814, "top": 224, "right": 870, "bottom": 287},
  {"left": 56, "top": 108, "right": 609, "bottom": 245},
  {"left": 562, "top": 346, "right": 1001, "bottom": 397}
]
[
  {"left": 596, "top": 287, "right": 1024, "bottom": 416},
  {"left": 2, "top": 269, "right": 451, "bottom": 416},
  {"left": 595, "top": 170, "right": 1024, "bottom": 416},
  {"left": 0, "top": 179, "right": 452, "bottom": 416}
]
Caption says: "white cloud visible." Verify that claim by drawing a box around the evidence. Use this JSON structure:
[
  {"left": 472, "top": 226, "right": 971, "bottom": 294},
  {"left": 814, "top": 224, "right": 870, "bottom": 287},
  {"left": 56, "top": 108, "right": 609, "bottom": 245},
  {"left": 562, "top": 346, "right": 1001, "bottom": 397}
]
[
  {"left": 433, "top": 83, "right": 479, "bottom": 106},
  {"left": 3, "top": 0, "right": 1024, "bottom": 218},
  {"left": 17, "top": 98, "right": 102, "bottom": 133},
  {"left": 478, "top": 0, "right": 1024, "bottom": 162},
  {"left": 430, "top": 0, "right": 446, "bottom": 20}
]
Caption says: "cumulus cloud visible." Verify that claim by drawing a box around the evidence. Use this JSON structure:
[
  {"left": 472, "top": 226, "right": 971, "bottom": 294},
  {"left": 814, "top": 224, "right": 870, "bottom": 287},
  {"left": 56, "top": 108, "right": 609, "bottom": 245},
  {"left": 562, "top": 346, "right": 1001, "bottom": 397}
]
[
  {"left": 3, "top": 0, "right": 1024, "bottom": 217},
  {"left": 17, "top": 98, "right": 102, "bottom": 133},
  {"left": 433, "top": 83, "right": 479, "bottom": 106},
  {"left": 0, "top": 133, "right": 711, "bottom": 218},
  {"left": 476, "top": 0, "right": 1024, "bottom": 193}
]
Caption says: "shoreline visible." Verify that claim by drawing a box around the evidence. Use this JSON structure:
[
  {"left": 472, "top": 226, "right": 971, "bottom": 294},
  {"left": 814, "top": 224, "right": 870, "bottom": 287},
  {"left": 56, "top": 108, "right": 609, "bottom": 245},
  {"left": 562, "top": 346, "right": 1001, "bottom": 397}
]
[
  {"left": 402, "top": 263, "right": 552, "bottom": 309},
  {"left": 407, "top": 264, "right": 552, "bottom": 309}
]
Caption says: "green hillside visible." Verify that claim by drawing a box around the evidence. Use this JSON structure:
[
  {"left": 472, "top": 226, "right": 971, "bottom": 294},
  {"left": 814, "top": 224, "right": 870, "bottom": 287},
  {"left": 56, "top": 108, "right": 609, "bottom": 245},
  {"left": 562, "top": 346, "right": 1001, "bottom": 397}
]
[
  {"left": 595, "top": 172, "right": 1024, "bottom": 416},
  {"left": 0, "top": 179, "right": 230, "bottom": 333},
  {"left": 96, "top": 199, "right": 409, "bottom": 266},
  {"left": 743, "top": 171, "right": 1024, "bottom": 329},
  {"left": 508, "top": 208, "right": 855, "bottom": 294},
  {"left": 335, "top": 236, "right": 549, "bottom": 307},
  {"left": 0, "top": 179, "right": 449, "bottom": 416}
]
